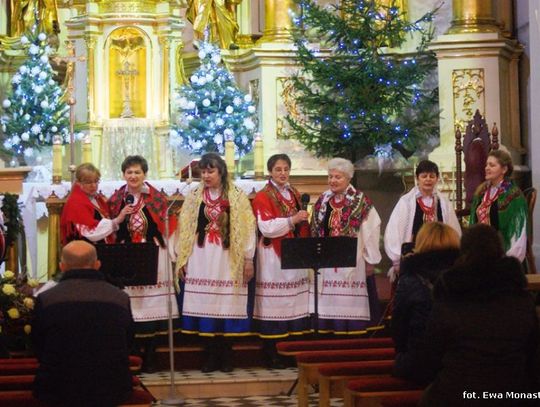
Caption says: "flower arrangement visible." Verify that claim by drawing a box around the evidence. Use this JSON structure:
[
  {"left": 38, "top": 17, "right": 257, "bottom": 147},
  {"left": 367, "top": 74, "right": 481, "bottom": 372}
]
[{"left": 0, "top": 270, "right": 38, "bottom": 355}]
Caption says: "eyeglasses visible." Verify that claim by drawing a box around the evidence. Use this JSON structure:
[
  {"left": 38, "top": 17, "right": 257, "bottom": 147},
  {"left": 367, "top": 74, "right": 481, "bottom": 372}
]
[{"left": 80, "top": 179, "right": 100, "bottom": 185}]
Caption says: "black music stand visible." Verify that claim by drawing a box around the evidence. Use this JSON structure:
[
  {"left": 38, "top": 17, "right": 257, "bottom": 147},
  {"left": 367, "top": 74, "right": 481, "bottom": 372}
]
[
  {"left": 96, "top": 242, "right": 159, "bottom": 287},
  {"left": 281, "top": 237, "right": 357, "bottom": 334}
]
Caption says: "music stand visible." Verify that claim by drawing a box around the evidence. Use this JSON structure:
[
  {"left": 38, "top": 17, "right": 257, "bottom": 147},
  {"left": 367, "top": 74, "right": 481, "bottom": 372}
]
[
  {"left": 96, "top": 242, "right": 158, "bottom": 287},
  {"left": 281, "top": 237, "right": 357, "bottom": 334}
]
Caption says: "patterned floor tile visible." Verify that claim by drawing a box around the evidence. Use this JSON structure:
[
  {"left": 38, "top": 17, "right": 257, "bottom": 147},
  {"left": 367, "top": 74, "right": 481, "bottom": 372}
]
[{"left": 153, "top": 394, "right": 343, "bottom": 406}]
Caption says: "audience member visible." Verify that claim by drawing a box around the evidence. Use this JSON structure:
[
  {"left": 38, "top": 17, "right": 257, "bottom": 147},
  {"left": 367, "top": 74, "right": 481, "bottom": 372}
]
[
  {"left": 418, "top": 224, "right": 539, "bottom": 406},
  {"left": 32, "top": 240, "right": 134, "bottom": 407},
  {"left": 392, "top": 222, "right": 460, "bottom": 384}
]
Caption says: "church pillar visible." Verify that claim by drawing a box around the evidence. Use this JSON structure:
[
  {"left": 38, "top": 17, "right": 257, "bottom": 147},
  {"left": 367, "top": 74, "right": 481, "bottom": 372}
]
[
  {"left": 258, "top": 0, "right": 295, "bottom": 43},
  {"left": 84, "top": 33, "right": 97, "bottom": 124},
  {"left": 46, "top": 196, "right": 62, "bottom": 279},
  {"left": 428, "top": 0, "right": 524, "bottom": 171},
  {"left": 449, "top": 0, "right": 498, "bottom": 33},
  {"left": 157, "top": 35, "right": 173, "bottom": 178}
]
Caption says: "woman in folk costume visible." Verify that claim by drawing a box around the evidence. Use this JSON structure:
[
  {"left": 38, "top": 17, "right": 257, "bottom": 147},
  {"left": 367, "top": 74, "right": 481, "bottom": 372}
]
[
  {"left": 310, "top": 158, "right": 382, "bottom": 334},
  {"left": 251, "top": 154, "right": 311, "bottom": 368},
  {"left": 176, "top": 153, "right": 256, "bottom": 373},
  {"left": 469, "top": 149, "right": 528, "bottom": 262},
  {"left": 60, "top": 163, "right": 131, "bottom": 245},
  {"left": 384, "top": 160, "right": 461, "bottom": 280},
  {"left": 108, "top": 155, "right": 179, "bottom": 372}
]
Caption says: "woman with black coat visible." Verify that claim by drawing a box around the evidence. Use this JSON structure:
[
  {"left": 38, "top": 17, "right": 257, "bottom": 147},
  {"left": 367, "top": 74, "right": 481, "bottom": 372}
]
[
  {"left": 419, "top": 224, "right": 540, "bottom": 406},
  {"left": 392, "top": 222, "right": 460, "bottom": 384}
]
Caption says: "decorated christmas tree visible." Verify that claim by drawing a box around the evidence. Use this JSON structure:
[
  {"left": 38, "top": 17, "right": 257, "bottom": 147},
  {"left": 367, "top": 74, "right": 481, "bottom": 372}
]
[
  {"left": 170, "top": 41, "right": 257, "bottom": 157},
  {"left": 0, "top": 28, "right": 69, "bottom": 164},
  {"left": 286, "top": 0, "right": 439, "bottom": 163}
]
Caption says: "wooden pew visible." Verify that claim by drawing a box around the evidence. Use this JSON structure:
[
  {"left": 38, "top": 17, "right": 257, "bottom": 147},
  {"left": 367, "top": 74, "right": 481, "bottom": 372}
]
[{"left": 295, "top": 348, "right": 395, "bottom": 407}]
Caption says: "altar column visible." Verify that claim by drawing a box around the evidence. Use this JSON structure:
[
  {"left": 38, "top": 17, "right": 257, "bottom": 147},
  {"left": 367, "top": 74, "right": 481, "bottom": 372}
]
[
  {"left": 157, "top": 34, "right": 174, "bottom": 178},
  {"left": 84, "top": 33, "right": 99, "bottom": 164},
  {"left": 429, "top": 0, "right": 524, "bottom": 170},
  {"left": 259, "top": 0, "right": 295, "bottom": 43}
]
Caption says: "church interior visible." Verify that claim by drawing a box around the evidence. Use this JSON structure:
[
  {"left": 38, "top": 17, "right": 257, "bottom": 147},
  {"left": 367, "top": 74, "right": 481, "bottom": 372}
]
[{"left": 1, "top": 0, "right": 540, "bottom": 406}]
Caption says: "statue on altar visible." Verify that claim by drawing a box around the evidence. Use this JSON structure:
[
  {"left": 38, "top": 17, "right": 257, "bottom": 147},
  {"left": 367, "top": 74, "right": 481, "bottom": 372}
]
[
  {"left": 186, "top": 0, "right": 241, "bottom": 49},
  {"left": 9, "top": 0, "right": 60, "bottom": 37}
]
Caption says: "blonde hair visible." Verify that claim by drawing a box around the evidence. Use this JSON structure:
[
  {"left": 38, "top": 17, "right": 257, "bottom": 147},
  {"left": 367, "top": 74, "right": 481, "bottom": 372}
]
[
  {"left": 415, "top": 222, "right": 460, "bottom": 254},
  {"left": 75, "top": 163, "right": 101, "bottom": 183}
]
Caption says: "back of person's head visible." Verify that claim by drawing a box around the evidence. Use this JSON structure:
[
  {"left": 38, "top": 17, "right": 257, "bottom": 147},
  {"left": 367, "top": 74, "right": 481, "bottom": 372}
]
[
  {"left": 459, "top": 224, "right": 504, "bottom": 265},
  {"left": 415, "top": 222, "right": 460, "bottom": 254},
  {"left": 60, "top": 240, "right": 100, "bottom": 272}
]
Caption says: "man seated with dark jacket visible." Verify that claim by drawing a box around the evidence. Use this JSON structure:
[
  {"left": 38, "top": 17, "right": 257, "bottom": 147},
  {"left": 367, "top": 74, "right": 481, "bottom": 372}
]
[{"left": 32, "top": 240, "right": 134, "bottom": 407}]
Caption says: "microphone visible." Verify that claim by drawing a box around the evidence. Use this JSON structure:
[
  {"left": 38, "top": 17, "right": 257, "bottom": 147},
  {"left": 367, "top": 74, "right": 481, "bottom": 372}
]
[
  {"left": 125, "top": 194, "right": 134, "bottom": 223},
  {"left": 301, "top": 193, "right": 310, "bottom": 210}
]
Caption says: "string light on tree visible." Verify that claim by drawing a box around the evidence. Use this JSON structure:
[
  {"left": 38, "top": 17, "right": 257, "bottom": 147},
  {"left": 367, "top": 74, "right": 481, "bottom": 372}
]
[
  {"left": 286, "top": 0, "right": 440, "bottom": 162},
  {"left": 170, "top": 41, "right": 257, "bottom": 158}
]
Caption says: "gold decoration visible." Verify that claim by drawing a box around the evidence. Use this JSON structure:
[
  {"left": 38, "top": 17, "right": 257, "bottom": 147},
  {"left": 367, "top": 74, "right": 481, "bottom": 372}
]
[
  {"left": 253, "top": 134, "right": 264, "bottom": 179},
  {"left": 108, "top": 27, "right": 147, "bottom": 118},
  {"left": 186, "top": 0, "right": 239, "bottom": 49},
  {"left": 9, "top": 0, "right": 60, "bottom": 37},
  {"left": 452, "top": 68, "right": 485, "bottom": 130},
  {"left": 449, "top": 0, "right": 499, "bottom": 34},
  {"left": 259, "top": 0, "right": 294, "bottom": 43},
  {"left": 100, "top": 0, "right": 157, "bottom": 14},
  {"left": 159, "top": 36, "right": 171, "bottom": 123},
  {"left": 277, "top": 77, "right": 302, "bottom": 139},
  {"left": 175, "top": 41, "right": 188, "bottom": 85},
  {"left": 46, "top": 194, "right": 62, "bottom": 279},
  {"left": 248, "top": 78, "right": 260, "bottom": 129},
  {"left": 225, "top": 139, "right": 235, "bottom": 175},
  {"left": 83, "top": 34, "right": 97, "bottom": 123}
]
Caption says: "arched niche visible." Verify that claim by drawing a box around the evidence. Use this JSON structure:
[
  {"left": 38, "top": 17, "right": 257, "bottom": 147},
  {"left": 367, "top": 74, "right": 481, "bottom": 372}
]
[{"left": 106, "top": 26, "right": 150, "bottom": 118}]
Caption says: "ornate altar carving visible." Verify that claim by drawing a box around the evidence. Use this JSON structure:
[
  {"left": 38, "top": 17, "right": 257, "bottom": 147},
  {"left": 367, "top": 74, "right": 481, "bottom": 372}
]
[{"left": 108, "top": 27, "right": 147, "bottom": 118}]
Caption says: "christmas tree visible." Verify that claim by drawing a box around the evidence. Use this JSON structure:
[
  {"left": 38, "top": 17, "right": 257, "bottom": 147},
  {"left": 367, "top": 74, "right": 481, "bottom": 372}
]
[
  {"left": 286, "top": 0, "right": 439, "bottom": 162},
  {"left": 0, "top": 28, "right": 69, "bottom": 164},
  {"left": 170, "top": 41, "right": 257, "bottom": 157}
]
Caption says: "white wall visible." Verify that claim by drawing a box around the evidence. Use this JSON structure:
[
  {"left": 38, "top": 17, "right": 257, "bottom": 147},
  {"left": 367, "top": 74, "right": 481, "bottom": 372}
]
[{"left": 527, "top": 0, "right": 540, "bottom": 269}]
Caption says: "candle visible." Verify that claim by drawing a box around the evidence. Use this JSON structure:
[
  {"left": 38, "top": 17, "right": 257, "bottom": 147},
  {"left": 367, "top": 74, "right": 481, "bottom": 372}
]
[
  {"left": 254, "top": 133, "right": 264, "bottom": 179},
  {"left": 225, "top": 139, "right": 235, "bottom": 176},
  {"left": 82, "top": 135, "right": 92, "bottom": 163},
  {"left": 52, "top": 135, "right": 63, "bottom": 184},
  {"left": 188, "top": 161, "right": 192, "bottom": 182}
]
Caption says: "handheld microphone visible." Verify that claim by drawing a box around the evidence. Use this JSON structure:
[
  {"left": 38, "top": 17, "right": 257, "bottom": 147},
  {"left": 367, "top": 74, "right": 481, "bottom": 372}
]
[
  {"left": 301, "top": 193, "right": 310, "bottom": 210},
  {"left": 125, "top": 194, "right": 135, "bottom": 223}
]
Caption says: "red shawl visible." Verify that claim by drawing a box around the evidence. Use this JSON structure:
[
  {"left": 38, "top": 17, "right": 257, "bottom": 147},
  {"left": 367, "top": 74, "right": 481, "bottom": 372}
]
[
  {"left": 60, "top": 183, "right": 111, "bottom": 245},
  {"left": 108, "top": 182, "right": 177, "bottom": 238},
  {"left": 252, "top": 182, "right": 310, "bottom": 257}
]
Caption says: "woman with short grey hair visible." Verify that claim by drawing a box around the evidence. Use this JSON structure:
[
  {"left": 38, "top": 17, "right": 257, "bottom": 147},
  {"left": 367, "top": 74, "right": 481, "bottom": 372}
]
[
  {"left": 310, "top": 158, "right": 382, "bottom": 334},
  {"left": 327, "top": 157, "right": 355, "bottom": 180}
]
